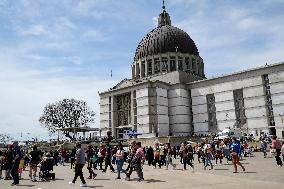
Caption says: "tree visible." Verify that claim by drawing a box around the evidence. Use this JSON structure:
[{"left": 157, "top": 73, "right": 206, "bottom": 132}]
[
  {"left": 0, "top": 133, "right": 13, "bottom": 144},
  {"left": 39, "top": 98, "right": 95, "bottom": 140}
]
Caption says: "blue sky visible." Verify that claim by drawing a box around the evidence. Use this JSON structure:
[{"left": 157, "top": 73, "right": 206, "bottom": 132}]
[{"left": 0, "top": 0, "right": 284, "bottom": 141}]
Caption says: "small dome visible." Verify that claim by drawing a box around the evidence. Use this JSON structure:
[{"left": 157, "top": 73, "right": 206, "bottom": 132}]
[{"left": 134, "top": 25, "right": 199, "bottom": 61}]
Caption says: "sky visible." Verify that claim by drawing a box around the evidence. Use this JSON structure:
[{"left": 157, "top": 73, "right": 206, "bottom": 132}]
[{"left": 0, "top": 0, "right": 284, "bottom": 141}]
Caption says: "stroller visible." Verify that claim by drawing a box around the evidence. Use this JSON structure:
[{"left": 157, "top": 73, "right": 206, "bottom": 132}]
[{"left": 39, "top": 157, "right": 55, "bottom": 181}]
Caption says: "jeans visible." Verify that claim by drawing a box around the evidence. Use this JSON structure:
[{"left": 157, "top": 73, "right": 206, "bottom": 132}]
[
  {"left": 204, "top": 158, "right": 213, "bottom": 169},
  {"left": 166, "top": 155, "right": 175, "bottom": 169},
  {"left": 116, "top": 159, "right": 126, "bottom": 178},
  {"left": 72, "top": 164, "right": 86, "bottom": 184}
]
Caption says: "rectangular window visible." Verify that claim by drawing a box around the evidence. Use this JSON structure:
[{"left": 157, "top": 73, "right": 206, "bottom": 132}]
[
  {"left": 154, "top": 58, "right": 160, "bottom": 73},
  {"left": 262, "top": 74, "right": 276, "bottom": 135},
  {"left": 170, "top": 57, "right": 176, "bottom": 71},
  {"left": 206, "top": 94, "right": 217, "bottom": 131},
  {"left": 141, "top": 61, "right": 145, "bottom": 77},
  {"left": 161, "top": 57, "right": 168, "bottom": 71},
  {"left": 233, "top": 89, "right": 246, "bottom": 128},
  {"left": 178, "top": 58, "right": 183, "bottom": 70},
  {"left": 137, "top": 64, "right": 140, "bottom": 78},
  {"left": 192, "top": 59, "right": 196, "bottom": 74},
  {"left": 185, "top": 57, "right": 190, "bottom": 70},
  {"left": 147, "top": 60, "right": 152, "bottom": 75}
]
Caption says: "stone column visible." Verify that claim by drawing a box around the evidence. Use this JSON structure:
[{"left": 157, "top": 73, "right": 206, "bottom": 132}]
[
  {"left": 139, "top": 61, "right": 142, "bottom": 78},
  {"left": 145, "top": 58, "right": 148, "bottom": 77},
  {"left": 111, "top": 95, "right": 116, "bottom": 138},
  {"left": 151, "top": 57, "right": 155, "bottom": 75},
  {"left": 131, "top": 91, "right": 135, "bottom": 131}
]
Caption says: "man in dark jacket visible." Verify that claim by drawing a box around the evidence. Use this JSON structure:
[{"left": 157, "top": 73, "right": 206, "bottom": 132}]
[{"left": 11, "top": 141, "right": 22, "bottom": 186}]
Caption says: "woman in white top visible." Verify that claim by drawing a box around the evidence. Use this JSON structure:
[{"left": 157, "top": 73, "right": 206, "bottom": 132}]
[{"left": 115, "top": 143, "right": 127, "bottom": 179}]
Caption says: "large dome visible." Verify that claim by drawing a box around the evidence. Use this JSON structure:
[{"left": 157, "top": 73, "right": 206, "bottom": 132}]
[
  {"left": 134, "top": 25, "right": 199, "bottom": 61},
  {"left": 134, "top": 7, "right": 199, "bottom": 61}
]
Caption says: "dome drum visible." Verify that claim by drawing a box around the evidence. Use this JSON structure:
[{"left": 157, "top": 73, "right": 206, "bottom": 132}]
[{"left": 132, "top": 53, "right": 205, "bottom": 79}]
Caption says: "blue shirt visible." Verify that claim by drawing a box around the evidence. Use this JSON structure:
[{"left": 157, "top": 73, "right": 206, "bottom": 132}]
[{"left": 230, "top": 142, "right": 241, "bottom": 154}]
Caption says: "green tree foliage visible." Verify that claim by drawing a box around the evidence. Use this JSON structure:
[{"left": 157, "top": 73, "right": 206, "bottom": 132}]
[
  {"left": 0, "top": 133, "right": 13, "bottom": 144},
  {"left": 39, "top": 99, "right": 95, "bottom": 140}
]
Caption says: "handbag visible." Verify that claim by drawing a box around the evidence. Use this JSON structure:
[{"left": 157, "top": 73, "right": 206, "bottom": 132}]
[{"left": 270, "top": 149, "right": 276, "bottom": 156}]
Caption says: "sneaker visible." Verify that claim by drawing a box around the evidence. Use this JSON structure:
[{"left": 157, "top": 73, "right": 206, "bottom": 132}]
[
  {"left": 80, "top": 183, "right": 87, "bottom": 187},
  {"left": 69, "top": 181, "right": 75, "bottom": 186},
  {"left": 116, "top": 177, "right": 121, "bottom": 179}
]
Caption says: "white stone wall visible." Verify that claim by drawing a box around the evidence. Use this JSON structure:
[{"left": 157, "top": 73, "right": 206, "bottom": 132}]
[
  {"left": 136, "top": 88, "right": 150, "bottom": 134},
  {"left": 168, "top": 88, "right": 190, "bottom": 136},
  {"left": 156, "top": 87, "right": 169, "bottom": 136},
  {"left": 191, "top": 75, "right": 269, "bottom": 135},
  {"left": 270, "top": 71, "right": 284, "bottom": 137},
  {"left": 100, "top": 96, "right": 110, "bottom": 129}
]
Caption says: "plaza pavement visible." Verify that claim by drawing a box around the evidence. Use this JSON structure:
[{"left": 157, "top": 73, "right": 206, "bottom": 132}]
[{"left": 1, "top": 152, "right": 283, "bottom": 189}]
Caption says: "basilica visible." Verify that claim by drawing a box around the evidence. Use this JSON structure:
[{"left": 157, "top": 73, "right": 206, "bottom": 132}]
[{"left": 99, "top": 5, "right": 284, "bottom": 139}]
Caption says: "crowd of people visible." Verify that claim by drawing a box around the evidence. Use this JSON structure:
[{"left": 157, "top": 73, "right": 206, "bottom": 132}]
[{"left": 0, "top": 135, "right": 284, "bottom": 187}]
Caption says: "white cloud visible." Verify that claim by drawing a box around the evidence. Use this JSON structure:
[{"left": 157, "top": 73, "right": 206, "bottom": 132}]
[
  {"left": 152, "top": 16, "right": 158, "bottom": 26},
  {"left": 82, "top": 30, "right": 107, "bottom": 41},
  {"left": 15, "top": 24, "right": 48, "bottom": 36}
]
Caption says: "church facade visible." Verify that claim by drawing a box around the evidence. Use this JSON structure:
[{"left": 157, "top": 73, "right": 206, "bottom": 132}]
[{"left": 99, "top": 5, "right": 284, "bottom": 139}]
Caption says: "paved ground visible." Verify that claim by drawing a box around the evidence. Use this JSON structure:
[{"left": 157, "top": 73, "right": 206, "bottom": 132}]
[{"left": 1, "top": 152, "right": 284, "bottom": 189}]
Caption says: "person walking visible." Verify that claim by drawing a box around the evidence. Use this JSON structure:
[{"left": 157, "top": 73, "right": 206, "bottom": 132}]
[
  {"left": 70, "top": 147, "right": 76, "bottom": 169},
  {"left": 271, "top": 135, "right": 283, "bottom": 166},
  {"left": 29, "top": 145, "right": 41, "bottom": 181},
  {"left": 126, "top": 142, "right": 145, "bottom": 182},
  {"left": 183, "top": 143, "right": 194, "bottom": 171},
  {"left": 165, "top": 143, "right": 176, "bottom": 170},
  {"left": 4, "top": 145, "right": 13, "bottom": 180},
  {"left": 153, "top": 143, "right": 161, "bottom": 168},
  {"left": 260, "top": 138, "right": 268, "bottom": 158},
  {"left": 11, "top": 141, "right": 22, "bottom": 186},
  {"left": 146, "top": 146, "right": 154, "bottom": 166},
  {"left": 86, "top": 145, "right": 97, "bottom": 179},
  {"left": 230, "top": 137, "right": 245, "bottom": 173},
  {"left": 97, "top": 144, "right": 106, "bottom": 170},
  {"left": 69, "top": 143, "right": 87, "bottom": 187},
  {"left": 102, "top": 143, "right": 115, "bottom": 173},
  {"left": 115, "top": 143, "right": 127, "bottom": 179}
]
